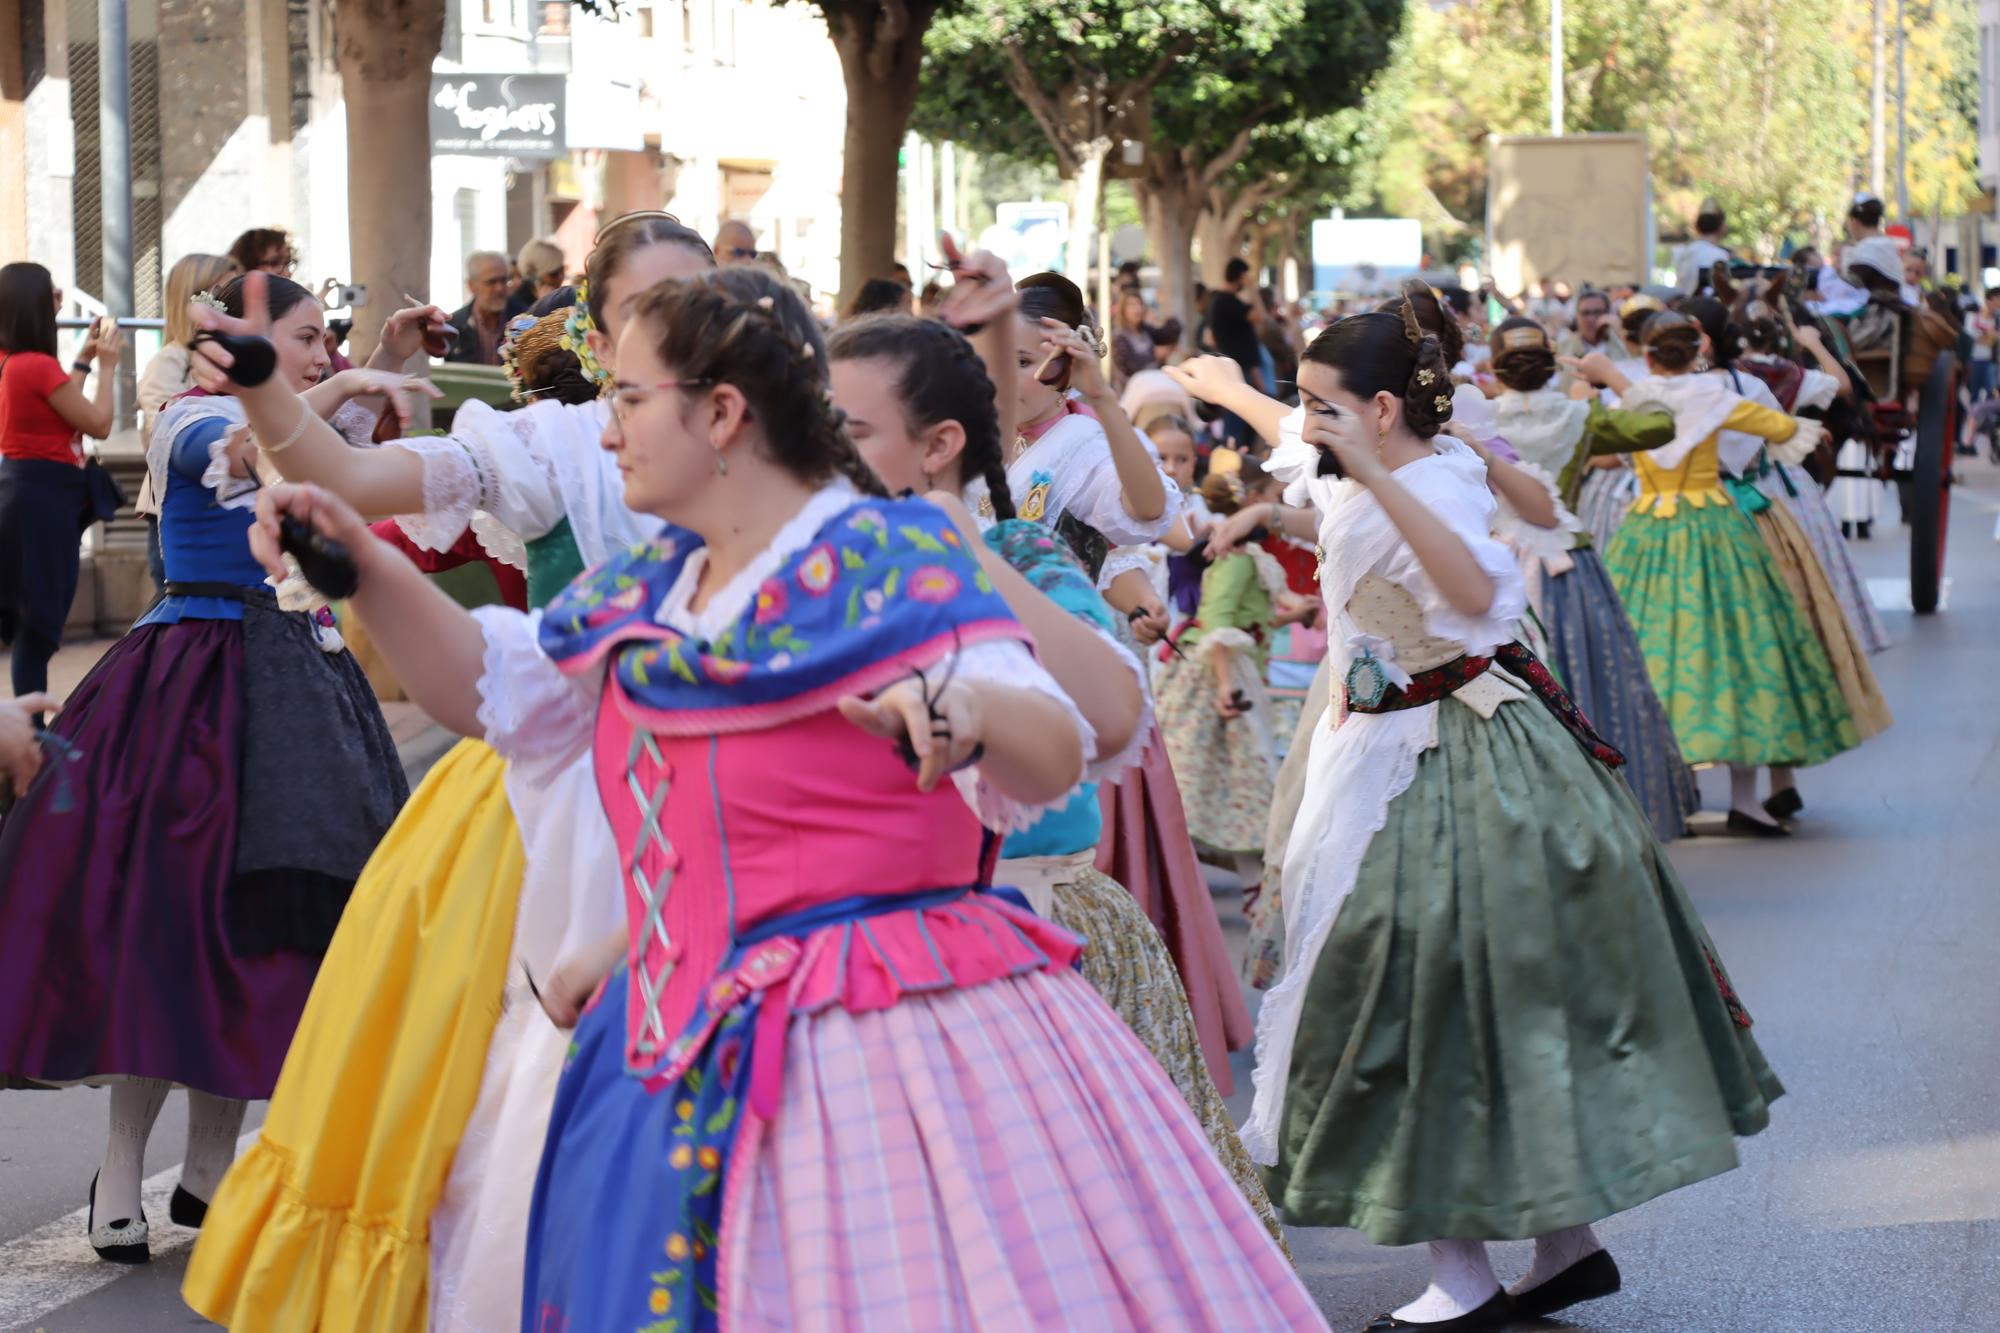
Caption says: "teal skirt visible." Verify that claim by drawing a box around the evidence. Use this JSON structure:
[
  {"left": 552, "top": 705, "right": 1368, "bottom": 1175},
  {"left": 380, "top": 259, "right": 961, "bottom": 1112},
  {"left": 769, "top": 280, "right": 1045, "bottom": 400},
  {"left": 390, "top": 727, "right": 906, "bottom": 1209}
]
[{"left": 1267, "top": 695, "right": 1783, "bottom": 1245}]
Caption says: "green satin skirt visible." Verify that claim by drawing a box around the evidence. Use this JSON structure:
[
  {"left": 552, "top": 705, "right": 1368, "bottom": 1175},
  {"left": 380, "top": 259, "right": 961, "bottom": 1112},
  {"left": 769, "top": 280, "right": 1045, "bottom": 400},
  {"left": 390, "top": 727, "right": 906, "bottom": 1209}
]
[{"left": 1266, "top": 695, "right": 1783, "bottom": 1245}]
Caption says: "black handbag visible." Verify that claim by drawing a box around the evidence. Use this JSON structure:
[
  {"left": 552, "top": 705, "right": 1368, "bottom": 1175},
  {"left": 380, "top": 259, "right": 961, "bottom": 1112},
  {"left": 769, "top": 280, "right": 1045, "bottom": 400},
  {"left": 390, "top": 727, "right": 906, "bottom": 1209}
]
[{"left": 82, "top": 453, "right": 127, "bottom": 523}]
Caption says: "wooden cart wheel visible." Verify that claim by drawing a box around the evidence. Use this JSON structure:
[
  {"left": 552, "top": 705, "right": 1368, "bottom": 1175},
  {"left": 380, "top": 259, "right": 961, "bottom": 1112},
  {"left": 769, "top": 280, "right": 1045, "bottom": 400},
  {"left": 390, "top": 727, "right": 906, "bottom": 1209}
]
[{"left": 1909, "top": 352, "right": 1956, "bottom": 615}]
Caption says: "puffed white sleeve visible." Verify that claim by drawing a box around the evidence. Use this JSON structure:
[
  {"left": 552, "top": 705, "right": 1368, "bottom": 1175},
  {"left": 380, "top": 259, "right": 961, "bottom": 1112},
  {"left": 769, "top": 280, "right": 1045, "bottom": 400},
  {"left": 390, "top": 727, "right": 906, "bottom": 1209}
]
[
  {"left": 1375, "top": 448, "right": 1529, "bottom": 655},
  {"left": 1794, "top": 368, "right": 1842, "bottom": 413},
  {"left": 1065, "top": 431, "right": 1184, "bottom": 546},
  {"left": 391, "top": 401, "right": 566, "bottom": 555},
  {"left": 942, "top": 638, "right": 1098, "bottom": 834},
  {"left": 473, "top": 607, "right": 600, "bottom": 791}
]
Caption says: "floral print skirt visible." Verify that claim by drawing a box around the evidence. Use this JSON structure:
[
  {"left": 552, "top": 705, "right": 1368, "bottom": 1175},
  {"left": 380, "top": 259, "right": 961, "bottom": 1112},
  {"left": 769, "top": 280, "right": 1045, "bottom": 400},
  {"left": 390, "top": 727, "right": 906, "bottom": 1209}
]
[
  {"left": 1050, "top": 866, "right": 1284, "bottom": 1246},
  {"left": 1155, "top": 647, "right": 1278, "bottom": 857}
]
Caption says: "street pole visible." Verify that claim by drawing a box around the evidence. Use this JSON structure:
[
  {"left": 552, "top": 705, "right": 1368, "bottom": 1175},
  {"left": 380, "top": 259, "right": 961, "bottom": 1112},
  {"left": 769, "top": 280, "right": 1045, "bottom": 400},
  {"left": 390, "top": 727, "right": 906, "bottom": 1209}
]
[
  {"left": 1549, "top": 0, "right": 1563, "bottom": 136},
  {"left": 1871, "top": 0, "right": 1885, "bottom": 197},
  {"left": 1895, "top": 0, "right": 1910, "bottom": 228},
  {"left": 97, "top": 0, "right": 135, "bottom": 433}
]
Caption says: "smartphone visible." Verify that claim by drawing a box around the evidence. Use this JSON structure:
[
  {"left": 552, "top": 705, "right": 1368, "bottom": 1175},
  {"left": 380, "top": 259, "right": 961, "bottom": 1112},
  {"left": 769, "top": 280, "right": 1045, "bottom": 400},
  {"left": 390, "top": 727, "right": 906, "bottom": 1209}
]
[{"left": 336, "top": 284, "right": 368, "bottom": 309}]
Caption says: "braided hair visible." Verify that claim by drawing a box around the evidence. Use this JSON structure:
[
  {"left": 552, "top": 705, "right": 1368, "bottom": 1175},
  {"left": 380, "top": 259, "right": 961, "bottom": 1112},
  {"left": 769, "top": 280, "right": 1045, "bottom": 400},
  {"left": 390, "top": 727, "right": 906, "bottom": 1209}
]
[
  {"left": 631, "top": 267, "right": 886, "bottom": 497},
  {"left": 1303, "top": 282, "right": 1455, "bottom": 439},
  {"left": 826, "top": 315, "right": 1017, "bottom": 519}
]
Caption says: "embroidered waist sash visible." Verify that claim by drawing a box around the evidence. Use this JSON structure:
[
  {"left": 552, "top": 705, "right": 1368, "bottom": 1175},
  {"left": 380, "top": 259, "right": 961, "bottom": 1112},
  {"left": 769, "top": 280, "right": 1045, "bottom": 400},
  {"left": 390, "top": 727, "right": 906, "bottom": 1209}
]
[{"left": 1347, "top": 641, "right": 1626, "bottom": 770}]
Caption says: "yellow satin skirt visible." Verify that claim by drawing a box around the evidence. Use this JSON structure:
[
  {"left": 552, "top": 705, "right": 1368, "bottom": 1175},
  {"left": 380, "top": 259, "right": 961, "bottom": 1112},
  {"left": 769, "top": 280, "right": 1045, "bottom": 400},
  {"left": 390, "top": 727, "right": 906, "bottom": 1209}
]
[{"left": 183, "top": 739, "right": 524, "bottom": 1333}]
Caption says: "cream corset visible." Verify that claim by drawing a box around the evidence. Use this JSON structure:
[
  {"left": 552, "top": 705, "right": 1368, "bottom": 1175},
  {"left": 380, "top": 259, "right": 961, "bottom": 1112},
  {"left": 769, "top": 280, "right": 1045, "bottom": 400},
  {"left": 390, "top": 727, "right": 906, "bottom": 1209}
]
[{"left": 1343, "top": 573, "right": 1528, "bottom": 717}]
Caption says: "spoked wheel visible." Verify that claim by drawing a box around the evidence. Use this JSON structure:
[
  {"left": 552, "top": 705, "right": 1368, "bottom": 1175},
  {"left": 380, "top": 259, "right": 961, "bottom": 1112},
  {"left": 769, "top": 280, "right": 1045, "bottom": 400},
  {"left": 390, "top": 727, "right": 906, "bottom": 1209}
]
[{"left": 1909, "top": 353, "right": 1957, "bottom": 614}]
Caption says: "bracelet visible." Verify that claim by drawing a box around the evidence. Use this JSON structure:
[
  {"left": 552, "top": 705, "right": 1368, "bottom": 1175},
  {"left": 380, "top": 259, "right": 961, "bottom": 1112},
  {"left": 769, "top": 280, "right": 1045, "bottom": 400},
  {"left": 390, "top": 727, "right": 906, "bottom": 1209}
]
[
  {"left": 71, "top": 361, "right": 92, "bottom": 375},
  {"left": 263, "top": 398, "right": 312, "bottom": 454}
]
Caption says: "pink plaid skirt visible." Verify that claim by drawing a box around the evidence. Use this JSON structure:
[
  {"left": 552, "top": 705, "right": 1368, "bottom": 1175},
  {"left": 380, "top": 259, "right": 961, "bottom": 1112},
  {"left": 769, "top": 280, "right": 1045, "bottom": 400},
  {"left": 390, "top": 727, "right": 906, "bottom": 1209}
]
[{"left": 728, "top": 968, "right": 1323, "bottom": 1329}]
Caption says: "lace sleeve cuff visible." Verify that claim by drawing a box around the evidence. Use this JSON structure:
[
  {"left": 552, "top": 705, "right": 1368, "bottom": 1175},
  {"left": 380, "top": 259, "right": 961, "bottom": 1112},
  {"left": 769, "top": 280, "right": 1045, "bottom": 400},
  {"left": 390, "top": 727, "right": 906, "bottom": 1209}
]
[
  {"left": 473, "top": 607, "right": 596, "bottom": 781},
  {"left": 946, "top": 639, "right": 1097, "bottom": 834},
  {"left": 392, "top": 434, "right": 494, "bottom": 553}
]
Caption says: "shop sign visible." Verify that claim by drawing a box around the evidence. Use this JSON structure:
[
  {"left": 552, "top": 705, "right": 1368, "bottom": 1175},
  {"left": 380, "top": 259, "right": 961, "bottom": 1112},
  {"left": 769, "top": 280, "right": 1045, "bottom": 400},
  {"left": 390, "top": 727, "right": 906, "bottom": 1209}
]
[{"left": 431, "top": 74, "right": 566, "bottom": 158}]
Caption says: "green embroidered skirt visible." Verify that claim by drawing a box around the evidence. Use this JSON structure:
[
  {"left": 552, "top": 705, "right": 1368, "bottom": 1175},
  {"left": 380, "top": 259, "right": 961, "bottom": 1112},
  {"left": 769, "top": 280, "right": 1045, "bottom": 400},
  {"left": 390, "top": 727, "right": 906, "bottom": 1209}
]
[
  {"left": 1603, "top": 499, "right": 1857, "bottom": 768},
  {"left": 1265, "top": 696, "right": 1783, "bottom": 1245}
]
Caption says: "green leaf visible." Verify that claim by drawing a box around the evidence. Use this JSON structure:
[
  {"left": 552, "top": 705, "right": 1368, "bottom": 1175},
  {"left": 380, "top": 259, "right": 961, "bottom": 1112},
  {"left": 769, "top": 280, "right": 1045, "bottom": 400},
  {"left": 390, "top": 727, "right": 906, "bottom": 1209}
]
[
  {"left": 705, "top": 1096, "right": 737, "bottom": 1134},
  {"left": 692, "top": 1172, "right": 718, "bottom": 1196}
]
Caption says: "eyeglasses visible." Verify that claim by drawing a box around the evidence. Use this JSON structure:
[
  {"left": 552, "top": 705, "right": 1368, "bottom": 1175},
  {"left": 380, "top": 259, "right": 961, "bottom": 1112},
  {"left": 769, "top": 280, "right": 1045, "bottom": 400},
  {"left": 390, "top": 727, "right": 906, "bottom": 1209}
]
[{"left": 609, "top": 377, "right": 714, "bottom": 421}]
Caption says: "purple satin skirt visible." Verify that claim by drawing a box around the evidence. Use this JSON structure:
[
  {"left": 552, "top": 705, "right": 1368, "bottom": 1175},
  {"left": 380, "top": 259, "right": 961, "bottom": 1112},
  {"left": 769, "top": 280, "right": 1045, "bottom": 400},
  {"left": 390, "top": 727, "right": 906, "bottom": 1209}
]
[{"left": 0, "top": 621, "right": 322, "bottom": 1097}]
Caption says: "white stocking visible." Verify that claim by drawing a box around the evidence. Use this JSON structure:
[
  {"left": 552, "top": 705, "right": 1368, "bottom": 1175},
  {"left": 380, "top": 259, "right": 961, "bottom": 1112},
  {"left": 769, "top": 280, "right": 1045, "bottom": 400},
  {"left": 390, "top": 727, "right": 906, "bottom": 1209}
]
[
  {"left": 98, "top": 1079, "right": 171, "bottom": 1223},
  {"left": 180, "top": 1092, "right": 248, "bottom": 1202},
  {"left": 1509, "top": 1224, "right": 1604, "bottom": 1296},
  {"left": 1729, "top": 765, "right": 1777, "bottom": 823},
  {"left": 1391, "top": 1239, "right": 1500, "bottom": 1323}
]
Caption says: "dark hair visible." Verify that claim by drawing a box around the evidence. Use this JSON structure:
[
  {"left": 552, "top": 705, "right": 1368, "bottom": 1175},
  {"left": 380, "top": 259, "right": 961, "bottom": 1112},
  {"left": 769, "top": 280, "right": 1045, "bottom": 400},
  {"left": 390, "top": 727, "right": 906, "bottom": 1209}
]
[
  {"left": 1619, "top": 301, "right": 1660, "bottom": 348},
  {"left": 1224, "top": 257, "right": 1251, "bottom": 284},
  {"left": 1573, "top": 288, "right": 1611, "bottom": 314},
  {"left": 631, "top": 267, "right": 885, "bottom": 497},
  {"left": 1016, "top": 271, "right": 1087, "bottom": 329},
  {"left": 1438, "top": 284, "right": 1473, "bottom": 317},
  {"left": 1737, "top": 306, "right": 1785, "bottom": 356},
  {"left": 218, "top": 272, "right": 318, "bottom": 325},
  {"left": 1695, "top": 208, "right": 1726, "bottom": 237},
  {"left": 227, "top": 227, "right": 294, "bottom": 272},
  {"left": 509, "top": 307, "right": 598, "bottom": 407},
  {"left": 584, "top": 213, "right": 716, "bottom": 330},
  {"left": 1640, "top": 312, "right": 1704, "bottom": 372},
  {"left": 827, "top": 314, "right": 1016, "bottom": 519},
  {"left": 531, "top": 285, "right": 578, "bottom": 318},
  {"left": 1302, "top": 301, "right": 1454, "bottom": 439},
  {"left": 844, "top": 279, "right": 909, "bottom": 320},
  {"left": 0, "top": 261, "right": 59, "bottom": 357},
  {"left": 1849, "top": 195, "right": 1885, "bottom": 229},
  {"left": 1681, "top": 296, "right": 1733, "bottom": 367},
  {"left": 1489, "top": 316, "right": 1558, "bottom": 392},
  {"left": 1374, "top": 281, "right": 1463, "bottom": 369}
]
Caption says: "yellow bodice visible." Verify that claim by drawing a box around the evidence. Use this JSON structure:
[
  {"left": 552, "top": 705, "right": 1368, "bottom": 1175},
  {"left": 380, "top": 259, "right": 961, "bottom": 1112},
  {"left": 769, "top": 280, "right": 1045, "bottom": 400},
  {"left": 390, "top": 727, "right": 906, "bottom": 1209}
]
[{"left": 1630, "top": 435, "right": 1733, "bottom": 518}]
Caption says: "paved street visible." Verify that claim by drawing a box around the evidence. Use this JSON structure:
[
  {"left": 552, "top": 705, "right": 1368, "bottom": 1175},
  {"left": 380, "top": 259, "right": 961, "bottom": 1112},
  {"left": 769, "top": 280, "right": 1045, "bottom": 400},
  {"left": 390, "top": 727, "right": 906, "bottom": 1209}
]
[{"left": 4, "top": 464, "right": 1998, "bottom": 1331}]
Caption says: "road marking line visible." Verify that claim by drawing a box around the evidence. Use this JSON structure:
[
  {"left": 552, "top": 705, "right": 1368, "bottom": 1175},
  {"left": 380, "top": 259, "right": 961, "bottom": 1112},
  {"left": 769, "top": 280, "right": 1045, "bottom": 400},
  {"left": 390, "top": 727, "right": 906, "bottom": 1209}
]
[{"left": 0, "top": 1130, "right": 259, "bottom": 1330}]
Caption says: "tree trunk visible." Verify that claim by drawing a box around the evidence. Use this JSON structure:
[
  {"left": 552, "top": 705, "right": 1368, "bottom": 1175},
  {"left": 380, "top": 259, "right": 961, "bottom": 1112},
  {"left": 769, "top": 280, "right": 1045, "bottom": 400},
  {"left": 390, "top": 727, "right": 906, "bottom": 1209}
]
[
  {"left": 1139, "top": 178, "right": 1201, "bottom": 346},
  {"left": 1065, "top": 141, "right": 1109, "bottom": 294},
  {"left": 1197, "top": 207, "right": 1231, "bottom": 287},
  {"left": 339, "top": 2, "right": 447, "bottom": 361},
  {"left": 831, "top": 8, "right": 934, "bottom": 310}
]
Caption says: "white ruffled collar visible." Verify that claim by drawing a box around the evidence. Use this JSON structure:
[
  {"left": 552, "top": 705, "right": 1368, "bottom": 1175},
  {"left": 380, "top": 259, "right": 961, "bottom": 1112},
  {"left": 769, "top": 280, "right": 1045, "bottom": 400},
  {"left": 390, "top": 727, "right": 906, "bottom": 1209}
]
[{"left": 656, "top": 480, "right": 858, "bottom": 639}]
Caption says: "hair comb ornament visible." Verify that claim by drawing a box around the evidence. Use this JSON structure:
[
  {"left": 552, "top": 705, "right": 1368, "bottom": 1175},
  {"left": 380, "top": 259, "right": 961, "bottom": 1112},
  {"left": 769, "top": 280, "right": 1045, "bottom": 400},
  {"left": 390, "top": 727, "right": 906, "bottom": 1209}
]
[
  {"left": 1500, "top": 326, "right": 1549, "bottom": 351},
  {"left": 1416, "top": 368, "right": 1436, "bottom": 386},
  {"left": 1434, "top": 395, "right": 1451, "bottom": 412}
]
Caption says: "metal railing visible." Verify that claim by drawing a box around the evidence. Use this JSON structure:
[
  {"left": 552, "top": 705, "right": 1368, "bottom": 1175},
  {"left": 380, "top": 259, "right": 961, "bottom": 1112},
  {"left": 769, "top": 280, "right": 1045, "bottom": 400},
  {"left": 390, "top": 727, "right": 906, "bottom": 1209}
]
[{"left": 55, "top": 316, "right": 165, "bottom": 434}]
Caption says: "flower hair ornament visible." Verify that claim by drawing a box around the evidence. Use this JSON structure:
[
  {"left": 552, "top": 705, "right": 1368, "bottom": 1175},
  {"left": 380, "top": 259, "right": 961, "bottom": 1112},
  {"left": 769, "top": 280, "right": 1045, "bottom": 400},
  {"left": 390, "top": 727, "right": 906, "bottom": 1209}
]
[
  {"left": 498, "top": 311, "right": 542, "bottom": 403},
  {"left": 191, "top": 289, "right": 228, "bottom": 316},
  {"left": 561, "top": 280, "right": 612, "bottom": 390}
]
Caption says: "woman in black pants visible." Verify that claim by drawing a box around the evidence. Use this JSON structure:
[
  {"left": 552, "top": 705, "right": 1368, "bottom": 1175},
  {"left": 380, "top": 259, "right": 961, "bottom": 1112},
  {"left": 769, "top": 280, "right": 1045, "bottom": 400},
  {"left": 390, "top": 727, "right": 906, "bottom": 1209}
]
[{"left": 0, "top": 262, "right": 122, "bottom": 708}]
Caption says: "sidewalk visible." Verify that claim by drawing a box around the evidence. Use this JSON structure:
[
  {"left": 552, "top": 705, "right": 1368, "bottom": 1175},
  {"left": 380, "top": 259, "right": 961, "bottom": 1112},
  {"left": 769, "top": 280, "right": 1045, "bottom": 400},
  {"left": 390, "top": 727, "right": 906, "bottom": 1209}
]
[{"left": 4, "top": 636, "right": 458, "bottom": 786}]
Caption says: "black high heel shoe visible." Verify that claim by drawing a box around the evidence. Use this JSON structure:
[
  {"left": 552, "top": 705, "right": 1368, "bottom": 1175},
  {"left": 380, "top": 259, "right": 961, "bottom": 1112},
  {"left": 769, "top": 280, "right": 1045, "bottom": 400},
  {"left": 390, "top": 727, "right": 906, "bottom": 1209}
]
[
  {"left": 170, "top": 1184, "right": 209, "bottom": 1229},
  {"left": 1511, "top": 1248, "right": 1623, "bottom": 1319},
  {"left": 87, "top": 1170, "right": 150, "bottom": 1264}
]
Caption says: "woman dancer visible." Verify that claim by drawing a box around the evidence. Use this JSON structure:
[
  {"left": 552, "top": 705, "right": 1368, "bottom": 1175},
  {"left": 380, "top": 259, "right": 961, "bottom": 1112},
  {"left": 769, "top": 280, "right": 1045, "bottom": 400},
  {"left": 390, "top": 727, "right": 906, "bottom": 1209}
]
[
  {"left": 1602, "top": 312, "right": 1858, "bottom": 833},
  {"left": 1728, "top": 306, "right": 1893, "bottom": 653},
  {"left": 1153, "top": 467, "right": 1287, "bottom": 882},
  {"left": 1243, "top": 300, "right": 1781, "bottom": 1331},
  {"left": 184, "top": 213, "right": 715, "bottom": 1331},
  {"left": 828, "top": 305, "right": 1281, "bottom": 1239},
  {"left": 1000, "top": 274, "right": 1255, "bottom": 1092},
  {"left": 232, "top": 266, "right": 1320, "bottom": 1329},
  {"left": 1679, "top": 298, "right": 1894, "bottom": 780},
  {"left": 1485, "top": 317, "right": 1698, "bottom": 839},
  {"left": 0, "top": 273, "right": 407, "bottom": 1264},
  {"left": 137, "top": 253, "right": 241, "bottom": 590},
  {"left": 0, "top": 262, "right": 122, "bottom": 704}
]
